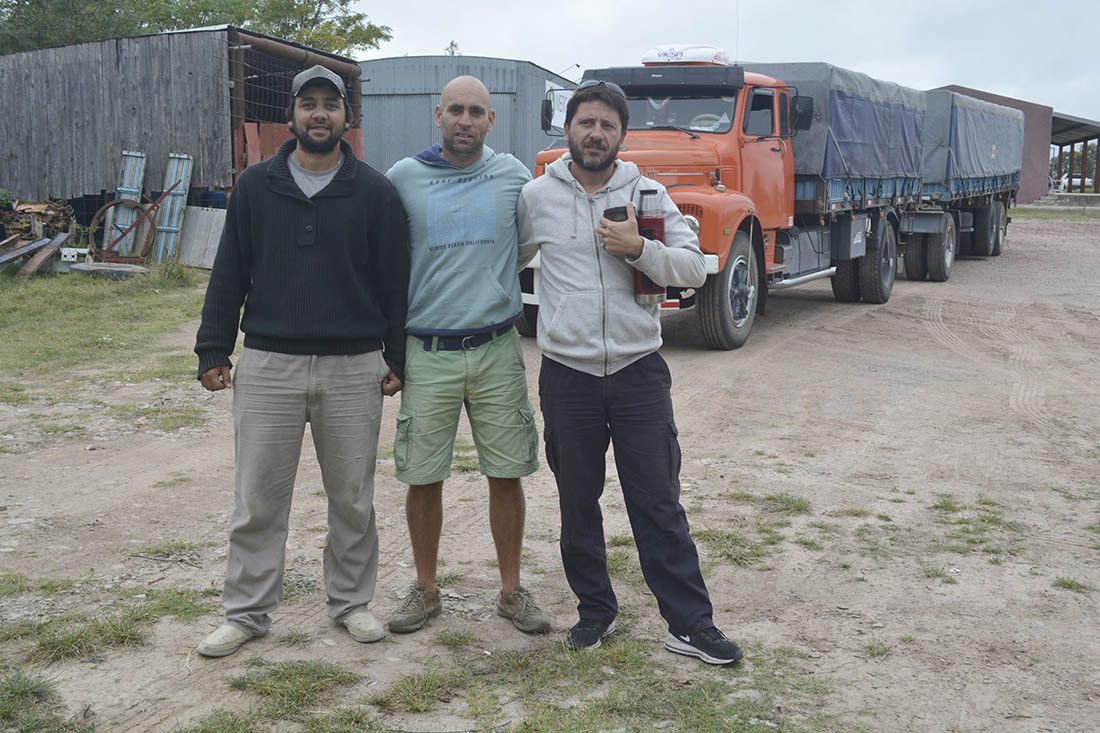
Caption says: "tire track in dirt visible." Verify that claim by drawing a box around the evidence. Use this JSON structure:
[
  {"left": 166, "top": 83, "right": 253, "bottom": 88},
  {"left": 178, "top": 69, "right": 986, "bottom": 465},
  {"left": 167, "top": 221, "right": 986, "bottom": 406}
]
[{"left": 920, "top": 296, "right": 1071, "bottom": 435}]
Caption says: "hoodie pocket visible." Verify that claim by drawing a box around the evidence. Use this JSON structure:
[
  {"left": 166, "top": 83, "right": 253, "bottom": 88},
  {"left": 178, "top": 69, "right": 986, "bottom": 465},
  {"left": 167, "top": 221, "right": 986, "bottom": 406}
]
[{"left": 542, "top": 291, "right": 602, "bottom": 358}]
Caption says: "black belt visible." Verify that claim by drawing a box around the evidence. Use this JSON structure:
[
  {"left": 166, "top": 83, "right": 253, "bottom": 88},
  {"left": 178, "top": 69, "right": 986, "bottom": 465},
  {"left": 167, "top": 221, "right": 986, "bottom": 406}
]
[{"left": 418, "top": 324, "right": 513, "bottom": 352}]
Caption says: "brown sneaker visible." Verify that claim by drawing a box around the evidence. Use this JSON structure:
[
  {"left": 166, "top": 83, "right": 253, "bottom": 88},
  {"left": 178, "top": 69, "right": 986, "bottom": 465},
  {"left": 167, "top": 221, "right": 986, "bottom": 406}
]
[
  {"left": 389, "top": 586, "right": 442, "bottom": 633},
  {"left": 497, "top": 586, "right": 552, "bottom": 634}
]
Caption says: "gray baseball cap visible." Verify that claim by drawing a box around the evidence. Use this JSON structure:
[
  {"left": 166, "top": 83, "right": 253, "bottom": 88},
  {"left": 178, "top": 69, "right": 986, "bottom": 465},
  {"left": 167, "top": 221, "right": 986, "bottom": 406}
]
[{"left": 291, "top": 65, "right": 347, "bottom": 99}]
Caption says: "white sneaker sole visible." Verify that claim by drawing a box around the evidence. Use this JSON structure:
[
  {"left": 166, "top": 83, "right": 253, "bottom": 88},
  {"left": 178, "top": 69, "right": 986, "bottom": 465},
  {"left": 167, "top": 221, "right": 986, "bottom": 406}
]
[{"left": 664, "top": 633, "right": 742, "bottom": 665}]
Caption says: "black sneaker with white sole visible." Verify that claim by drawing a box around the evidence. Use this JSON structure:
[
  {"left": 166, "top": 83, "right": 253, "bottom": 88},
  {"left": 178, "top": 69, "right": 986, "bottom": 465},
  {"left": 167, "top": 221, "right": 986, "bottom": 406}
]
[
  {"left": 664, "top": 627, "right": 743, "bottom": 665},
  {"left": 566, "top": 619, "right": 616, "bottom": 650}
]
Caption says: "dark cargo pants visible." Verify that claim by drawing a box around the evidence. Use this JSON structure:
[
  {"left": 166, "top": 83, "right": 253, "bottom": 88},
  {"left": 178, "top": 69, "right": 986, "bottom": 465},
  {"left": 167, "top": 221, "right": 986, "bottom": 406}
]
[{"left": 538, "top": 353, "right": 714, "bottom": 636}]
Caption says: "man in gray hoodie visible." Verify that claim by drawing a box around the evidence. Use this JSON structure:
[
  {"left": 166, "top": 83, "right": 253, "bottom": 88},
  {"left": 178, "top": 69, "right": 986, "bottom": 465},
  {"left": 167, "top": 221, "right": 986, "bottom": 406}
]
[{"left": 517, "top": 81, "right": 743, "bottom": 665}]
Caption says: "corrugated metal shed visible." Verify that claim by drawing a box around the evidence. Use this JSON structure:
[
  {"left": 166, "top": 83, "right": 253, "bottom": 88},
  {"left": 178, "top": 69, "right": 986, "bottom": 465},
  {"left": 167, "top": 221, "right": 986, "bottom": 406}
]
[
  {"left": 1, "top": 30, "right": 230, "bottom": 200},
  {"left": 359, "top": 55, "right": 574, "bottom": 174}
]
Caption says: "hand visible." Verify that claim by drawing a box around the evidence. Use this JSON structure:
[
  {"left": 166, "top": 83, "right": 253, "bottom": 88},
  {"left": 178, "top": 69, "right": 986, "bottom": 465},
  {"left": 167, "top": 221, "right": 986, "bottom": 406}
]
[
  {"left": 597, "top": 202, "right": 645, "bottom": 258},
  {"left": 199, "top": 365, "right": 232, "bottom": 391},
  {"left": 381, "top": 369, "right": 403, "bottom": 396}
]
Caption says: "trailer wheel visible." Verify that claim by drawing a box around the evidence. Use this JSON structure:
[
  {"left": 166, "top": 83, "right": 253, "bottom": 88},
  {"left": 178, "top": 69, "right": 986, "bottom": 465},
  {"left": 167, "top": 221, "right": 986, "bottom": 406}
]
[
  {"left": 904, "top": 234, "right": 928, "bottom": 281},
  {"left": 698, "top": 230, "right": 757, "bottom": 350},
  {"left": 859, "top": 221, "right": 896, "bottom": 304},
  {"left": 991, "top": 201, "right": 1006, "bottom": 256},
  {"left": 973, "top": 204, "right": 995, "bottom": 257},
  {"left": 926, "top": 213, "right": 956, "bottom": 282},
  {"left": 831, "top": 259, "right": 861, "bottom": 302},
  {"left": 515, "top": 305, "right": 538, "bottom": 337}
]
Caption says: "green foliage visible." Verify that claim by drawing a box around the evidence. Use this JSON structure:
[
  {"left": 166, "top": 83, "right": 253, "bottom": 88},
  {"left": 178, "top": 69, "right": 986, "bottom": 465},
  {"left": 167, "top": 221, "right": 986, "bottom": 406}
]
[
  {"left": 0, "top": 0, "right": 390, "bottom": 56},
  {"left": 247, "top": 0, "right": 391, "bottom": 57}
]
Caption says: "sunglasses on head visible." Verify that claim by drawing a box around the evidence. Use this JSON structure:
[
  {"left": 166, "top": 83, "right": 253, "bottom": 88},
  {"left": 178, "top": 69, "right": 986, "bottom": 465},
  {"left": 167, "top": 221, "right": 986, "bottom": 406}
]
[{"left": 576, "top": 79, "right": 626, "bottom": 97}]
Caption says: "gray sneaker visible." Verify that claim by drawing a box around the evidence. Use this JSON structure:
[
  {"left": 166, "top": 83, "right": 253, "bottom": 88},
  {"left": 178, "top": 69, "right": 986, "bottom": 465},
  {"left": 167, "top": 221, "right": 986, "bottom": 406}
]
[
  {"left": 497, "top": 586, "right": 552, "bottom": 634},
  {"left": 389, "top": 586, "right": 442, "bottom": 633}
]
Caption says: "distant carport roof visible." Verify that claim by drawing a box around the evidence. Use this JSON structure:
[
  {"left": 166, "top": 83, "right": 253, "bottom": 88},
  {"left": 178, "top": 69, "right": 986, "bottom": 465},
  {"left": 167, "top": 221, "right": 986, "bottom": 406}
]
[{"left": 1051, "top": 111, "right": 1100, "bottom": 146}]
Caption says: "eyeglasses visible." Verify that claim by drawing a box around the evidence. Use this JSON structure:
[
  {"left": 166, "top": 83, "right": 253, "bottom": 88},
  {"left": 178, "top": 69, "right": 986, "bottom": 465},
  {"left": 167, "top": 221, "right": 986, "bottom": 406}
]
[{"left": 576, "top": 79, "right": 626, "bottom": 97}]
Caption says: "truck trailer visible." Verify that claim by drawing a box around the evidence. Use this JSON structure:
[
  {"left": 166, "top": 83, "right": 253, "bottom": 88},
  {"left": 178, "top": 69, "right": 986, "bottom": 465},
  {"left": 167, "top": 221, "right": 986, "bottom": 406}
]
[{"left": 519, "top": 46, "right": 1024, "bottom": 350}]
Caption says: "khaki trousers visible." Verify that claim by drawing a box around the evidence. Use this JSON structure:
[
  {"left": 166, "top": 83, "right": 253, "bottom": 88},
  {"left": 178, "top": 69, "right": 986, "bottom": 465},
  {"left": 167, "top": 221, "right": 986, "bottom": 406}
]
[{"left": 223, "top": 348, "right": 387, "bottom": 635}]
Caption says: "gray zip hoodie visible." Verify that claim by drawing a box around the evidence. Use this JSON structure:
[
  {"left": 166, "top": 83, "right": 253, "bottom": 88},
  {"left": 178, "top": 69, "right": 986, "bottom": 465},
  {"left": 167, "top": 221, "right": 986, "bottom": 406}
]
[{"left": 518, "top": 154, "right": 705, "bottom": 377}]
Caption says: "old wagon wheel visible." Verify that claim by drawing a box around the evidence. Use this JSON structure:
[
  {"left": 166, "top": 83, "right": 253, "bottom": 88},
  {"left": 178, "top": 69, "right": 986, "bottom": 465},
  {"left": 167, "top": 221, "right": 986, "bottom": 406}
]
[{"left": 88, "top": 198, "right": 158, "bottom": 260}]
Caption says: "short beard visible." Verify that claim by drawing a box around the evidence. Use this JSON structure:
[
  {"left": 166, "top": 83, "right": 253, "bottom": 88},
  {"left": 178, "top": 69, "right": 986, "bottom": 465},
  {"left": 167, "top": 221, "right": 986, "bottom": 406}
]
[
  {"left": 291, "top": 123, "right": 341, "bottom": 154},
  {"left": 568, "top": 139, "right": 617, "bottom": 172}
]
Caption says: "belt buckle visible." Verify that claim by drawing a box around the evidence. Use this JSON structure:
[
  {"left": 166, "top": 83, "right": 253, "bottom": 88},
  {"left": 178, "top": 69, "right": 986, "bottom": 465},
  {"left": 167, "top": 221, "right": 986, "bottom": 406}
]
[{"left": 461, "top": 335, "right": 475, "bottom": 350}]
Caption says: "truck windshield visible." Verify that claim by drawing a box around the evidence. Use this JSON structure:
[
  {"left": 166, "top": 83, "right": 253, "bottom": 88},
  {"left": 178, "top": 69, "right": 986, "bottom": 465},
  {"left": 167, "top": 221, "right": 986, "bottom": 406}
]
[{"left": 627, "top": 94, "right": 737, "bottom": 133}]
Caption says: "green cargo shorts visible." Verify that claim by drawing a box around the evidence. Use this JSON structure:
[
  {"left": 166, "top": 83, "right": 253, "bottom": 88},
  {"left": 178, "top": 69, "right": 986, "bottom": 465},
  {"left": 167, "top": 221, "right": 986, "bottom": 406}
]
[{"left": 394, "top": 328, "right": 539, "bottom": 485}]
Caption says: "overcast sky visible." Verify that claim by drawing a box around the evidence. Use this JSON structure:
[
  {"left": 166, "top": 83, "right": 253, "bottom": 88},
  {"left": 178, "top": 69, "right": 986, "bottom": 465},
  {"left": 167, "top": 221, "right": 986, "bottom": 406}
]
[{"left": 355, "top": 0, "right": 1099, "bottom": 124}]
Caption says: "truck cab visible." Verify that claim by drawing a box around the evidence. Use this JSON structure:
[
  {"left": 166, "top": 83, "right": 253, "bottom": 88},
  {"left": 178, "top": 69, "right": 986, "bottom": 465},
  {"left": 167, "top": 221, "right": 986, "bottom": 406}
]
[{"left": 528, "top": 45, "right": 822, "bottom": 350}]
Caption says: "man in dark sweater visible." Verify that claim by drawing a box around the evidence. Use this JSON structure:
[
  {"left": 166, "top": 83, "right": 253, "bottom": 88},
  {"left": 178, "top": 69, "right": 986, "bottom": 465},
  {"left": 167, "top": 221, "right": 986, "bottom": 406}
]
[{"left": 193, "top": 65, "right": 409, "bottom": 657}]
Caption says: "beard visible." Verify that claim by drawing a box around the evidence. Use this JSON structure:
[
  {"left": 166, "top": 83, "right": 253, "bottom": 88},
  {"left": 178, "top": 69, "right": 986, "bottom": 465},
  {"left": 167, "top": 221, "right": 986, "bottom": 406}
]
[
  {"left": 441, "top": 128, "right": 483, "bottom": 158},
  {"left": 568, "top": 137, "right": 618, "bottom": 172},
  {"left": 291, "top": 122, "right": 342, "bottom": 154}
]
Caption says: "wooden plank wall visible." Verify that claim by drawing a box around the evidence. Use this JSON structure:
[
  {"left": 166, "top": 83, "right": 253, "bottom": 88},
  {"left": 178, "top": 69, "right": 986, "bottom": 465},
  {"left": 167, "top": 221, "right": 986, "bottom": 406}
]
[{"left": 0, "top": 30, "right": 232, "bottom": 201}]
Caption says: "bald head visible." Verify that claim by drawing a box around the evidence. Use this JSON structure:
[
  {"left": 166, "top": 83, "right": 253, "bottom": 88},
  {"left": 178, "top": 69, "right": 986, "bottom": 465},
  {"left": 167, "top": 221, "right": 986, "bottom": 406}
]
[
  {"left": 435, "top": 75, "right": 495, "bottom": 167},
  {"left": 441, "top": 75, "right": 491, "bottom": 109}
]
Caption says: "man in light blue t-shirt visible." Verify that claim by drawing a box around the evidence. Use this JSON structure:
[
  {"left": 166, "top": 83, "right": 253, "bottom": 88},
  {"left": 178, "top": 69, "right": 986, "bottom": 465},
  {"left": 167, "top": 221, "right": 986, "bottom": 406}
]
[{"left": 385, "top": 76, "right": 549, "bottom": 636}]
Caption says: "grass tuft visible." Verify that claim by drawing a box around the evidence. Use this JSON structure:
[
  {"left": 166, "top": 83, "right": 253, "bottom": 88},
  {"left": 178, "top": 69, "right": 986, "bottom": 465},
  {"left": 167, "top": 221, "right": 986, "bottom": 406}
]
[
  {"left": 695, "top": 528, "right": 769, "bottom": 566},
  {"left": 26, "top": 606, "right": 151, "bottom": 663},
  {"left": 175, "top": 707, "right": 264, "bottom": 733},
  {"left": 135, "top": 539, "right": 201, "bottom": 558},
  {"left": 368, "top": 668, "right": 464, "bottom": 713},
  {"left": 763, "top": 493, "right": 811, "bottom": 514},
  {"left": 230, "top": 661, "right": 357, "bottom": 719},
  {"left": 0, "top": 572, "right": 31, "bottom": 597},
  {"left": 1052, "top": 577, "right": 1092, "bottom": 594},
  {"left": 435, "top": 630, "right": 478, "bottom": 651}
]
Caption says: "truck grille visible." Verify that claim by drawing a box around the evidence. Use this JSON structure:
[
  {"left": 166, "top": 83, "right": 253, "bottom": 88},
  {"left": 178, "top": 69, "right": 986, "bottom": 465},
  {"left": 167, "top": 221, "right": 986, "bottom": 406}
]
[{"left": 677, "top": 204, "right": 703, "bottom": 219}]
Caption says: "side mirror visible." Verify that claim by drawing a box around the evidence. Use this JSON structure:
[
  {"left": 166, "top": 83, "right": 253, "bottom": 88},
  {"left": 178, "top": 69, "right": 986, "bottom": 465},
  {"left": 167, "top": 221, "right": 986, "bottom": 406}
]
[
  {"left": 791, "top": 96, "right": 814, "bottom": 131},
  {"left": 541, "top": 99, "right": 554, "bottom": 133}
]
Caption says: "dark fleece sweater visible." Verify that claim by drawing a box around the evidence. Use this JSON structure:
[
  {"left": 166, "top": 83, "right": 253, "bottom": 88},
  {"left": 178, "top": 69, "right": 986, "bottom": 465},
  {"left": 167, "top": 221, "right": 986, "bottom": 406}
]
[{"left": 195, "top": 138, "right": 410, "bottom": 379}]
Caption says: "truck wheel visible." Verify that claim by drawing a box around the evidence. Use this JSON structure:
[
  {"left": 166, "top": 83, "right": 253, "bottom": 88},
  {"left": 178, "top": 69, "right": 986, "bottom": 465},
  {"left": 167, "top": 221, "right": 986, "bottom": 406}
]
[
  {"left": 904, "top": 234, "right": 928, "bottom": 281},
  {"left": 859, "top": 221, "right": 896, "bottom": 304},
  {"left": 926, "top": 213, "right": 956, "bottom": 282},
  {"left": 831, "top": 259, "right": 861, "bottom": 302},
  {"left": 991, "top": 201, "right": 1006, "bottom": 256},
  {"left": 973, "top": 204, "right": 995, "bottom": 257},
  {"left": 698, "top": 231, "right": 757, "bottom": 350},
  {"left": 515, "top": 305, "right": 538, "bottom": 337}
]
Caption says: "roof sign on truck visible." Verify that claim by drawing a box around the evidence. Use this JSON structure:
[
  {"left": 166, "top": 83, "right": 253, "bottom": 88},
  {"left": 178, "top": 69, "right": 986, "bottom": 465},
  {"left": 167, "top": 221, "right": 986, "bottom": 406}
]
[{"left": 642, "top": 44, "right": 729, "bottom": 67}]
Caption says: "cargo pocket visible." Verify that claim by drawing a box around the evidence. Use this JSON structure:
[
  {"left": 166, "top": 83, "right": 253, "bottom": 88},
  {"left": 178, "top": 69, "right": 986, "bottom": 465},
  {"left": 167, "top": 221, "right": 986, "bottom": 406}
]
[
  {"left": 394, "top": 412, "right": 413, "bottom": 473},
  {"left": 667, "top": 421, "right": 682, "bottom": 481},
  {"left": 518, "top": 403, "right": 538, "bottom": 466}
]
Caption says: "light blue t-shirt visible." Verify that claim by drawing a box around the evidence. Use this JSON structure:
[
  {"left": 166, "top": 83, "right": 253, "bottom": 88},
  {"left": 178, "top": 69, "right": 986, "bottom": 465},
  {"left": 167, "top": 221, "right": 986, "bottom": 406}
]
[{"left": 386, "top": 145, "right": 531, "bottom": 335}]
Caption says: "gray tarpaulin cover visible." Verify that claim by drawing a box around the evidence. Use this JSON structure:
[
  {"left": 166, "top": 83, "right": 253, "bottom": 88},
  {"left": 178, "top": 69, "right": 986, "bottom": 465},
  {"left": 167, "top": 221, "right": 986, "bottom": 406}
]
[
  {"left": 922, "top": 90, "right": 1024, "bottom": 184},
  {"left": 740, "top": 62, "right": 926, "bottom": 179}
]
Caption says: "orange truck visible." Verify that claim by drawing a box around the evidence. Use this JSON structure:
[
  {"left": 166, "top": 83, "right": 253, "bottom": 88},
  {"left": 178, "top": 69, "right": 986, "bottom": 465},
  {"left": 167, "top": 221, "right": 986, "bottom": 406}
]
[{"left": 518, "top": 45, "right": 1023, "bottom": 349}]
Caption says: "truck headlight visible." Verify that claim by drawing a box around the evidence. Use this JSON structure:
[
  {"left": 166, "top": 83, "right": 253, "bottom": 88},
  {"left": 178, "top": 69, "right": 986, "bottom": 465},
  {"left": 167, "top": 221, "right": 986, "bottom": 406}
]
[{"left": 683, "top": 215, "right": 700, "bottom": 235}]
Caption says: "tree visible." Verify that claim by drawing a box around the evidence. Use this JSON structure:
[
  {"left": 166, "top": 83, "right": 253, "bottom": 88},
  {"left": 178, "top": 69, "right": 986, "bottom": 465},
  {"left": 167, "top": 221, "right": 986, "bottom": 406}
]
[
  {"left": 0, "top": 0, "right": 150, "bottom": 54},
  {"left": 243, "top": 0, "right": 390, "bottom": 57},
  {"left": 0, "top": 0, "right": 390, "bottom": 57}
]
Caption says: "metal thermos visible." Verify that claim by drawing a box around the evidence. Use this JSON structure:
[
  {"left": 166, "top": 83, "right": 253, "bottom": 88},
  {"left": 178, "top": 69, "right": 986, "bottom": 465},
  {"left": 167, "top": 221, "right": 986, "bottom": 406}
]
[{"left": 633, "top": 190, "right": 666, "bottom": 306}]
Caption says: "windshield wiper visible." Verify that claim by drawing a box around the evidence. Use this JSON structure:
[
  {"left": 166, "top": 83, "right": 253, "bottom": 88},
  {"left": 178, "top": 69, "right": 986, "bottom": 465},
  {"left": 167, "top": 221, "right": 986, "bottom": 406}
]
[{"left": 644, "top": 125, "right": 700, "bottom": 140}]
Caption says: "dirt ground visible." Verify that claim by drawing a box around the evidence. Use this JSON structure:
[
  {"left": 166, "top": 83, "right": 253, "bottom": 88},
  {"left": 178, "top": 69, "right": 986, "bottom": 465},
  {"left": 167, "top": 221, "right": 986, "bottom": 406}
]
[{"left": 2, "top": 214, "right": 1099, "bottom": 731}]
